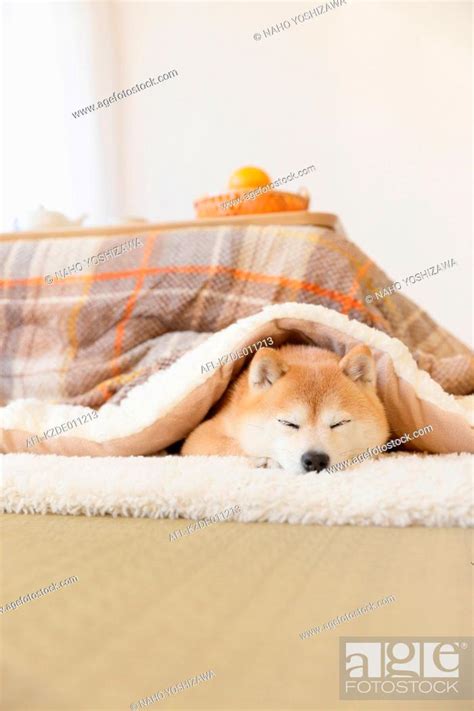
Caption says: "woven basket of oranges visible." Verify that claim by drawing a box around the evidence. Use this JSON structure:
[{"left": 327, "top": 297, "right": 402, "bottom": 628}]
[{"left": 194, "top": 167, "right": 310, "bottom": 218}]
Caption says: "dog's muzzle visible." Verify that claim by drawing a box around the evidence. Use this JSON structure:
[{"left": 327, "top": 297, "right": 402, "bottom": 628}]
[{"left": 301, "top": 451, "right": 329, "bottom": 473}]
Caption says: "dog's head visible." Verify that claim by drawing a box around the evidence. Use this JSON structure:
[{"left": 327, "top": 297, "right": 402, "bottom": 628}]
[{"left": 238, "top": 345, "right": 389, "bottom": 473}]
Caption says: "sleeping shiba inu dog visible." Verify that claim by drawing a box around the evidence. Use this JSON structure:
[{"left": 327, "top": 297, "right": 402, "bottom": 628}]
[{"left": 182, "top": 344, "right": 390, "bottom": 473}]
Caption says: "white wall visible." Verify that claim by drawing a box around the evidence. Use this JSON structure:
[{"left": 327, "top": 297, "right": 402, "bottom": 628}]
[
  {"left": 2, "top": 1, "right": 472, "bottom": 344},
  {"left": 114, "top": 0, "right": 472, "bottom": 345},
  {"left": 2, "top": 1, "right": 122, "bottom": 225}
]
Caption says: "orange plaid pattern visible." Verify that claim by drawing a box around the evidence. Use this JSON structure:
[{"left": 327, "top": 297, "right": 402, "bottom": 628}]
[{"left": 0, "top": 223, "right": 471, "bottom": 407}]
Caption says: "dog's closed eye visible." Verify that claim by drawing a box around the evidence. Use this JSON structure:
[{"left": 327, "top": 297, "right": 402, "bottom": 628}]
[
  {"left": 278, "top": 419, "right": 300, "bottom": 430},
  {"left": 330, "top": 419, "right": 351, "bottom": 429}
]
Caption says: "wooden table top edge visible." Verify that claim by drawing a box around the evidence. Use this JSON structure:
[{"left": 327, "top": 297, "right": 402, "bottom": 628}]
[{"left": 0, "top": 211, "right": 342, "bottom": 241}]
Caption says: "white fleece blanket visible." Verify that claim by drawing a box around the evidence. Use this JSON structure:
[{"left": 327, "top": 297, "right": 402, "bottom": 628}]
[
  {"left": 2, "top": 303, "right": 473, "bottom": 456},
  {"left": 1, "top": 451, "right": 472, "bottom": 527}
]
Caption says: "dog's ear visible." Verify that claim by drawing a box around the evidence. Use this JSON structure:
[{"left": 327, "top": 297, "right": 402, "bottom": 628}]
[
  {"left": 339, "top": 345, "right": 376, "bottom": 386},
  {"left": 249, "top": 348, "right": 288, "bottom": 390}
]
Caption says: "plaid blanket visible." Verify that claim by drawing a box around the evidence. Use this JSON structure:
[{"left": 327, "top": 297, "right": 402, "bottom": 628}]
[{"left": 1, "top": 223, "right": 472, "bottom": 408}]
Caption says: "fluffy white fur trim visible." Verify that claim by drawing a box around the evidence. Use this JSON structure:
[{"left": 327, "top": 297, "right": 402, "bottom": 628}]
[{"left": 1, "top": 451, "right": 472, "bottom": 527}]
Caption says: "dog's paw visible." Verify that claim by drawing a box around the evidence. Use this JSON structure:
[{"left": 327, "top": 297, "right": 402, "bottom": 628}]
[{"left": 247, "top": 456, "right": 281, "bottom": 469}]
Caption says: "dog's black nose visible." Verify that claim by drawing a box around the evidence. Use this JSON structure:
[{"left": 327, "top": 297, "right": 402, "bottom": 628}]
[{"left": 301, "top": 451, "right": 329, "bottom": 472}]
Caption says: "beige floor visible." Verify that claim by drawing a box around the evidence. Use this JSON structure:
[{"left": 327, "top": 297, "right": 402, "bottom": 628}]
[{"left": 1, "top": 514, "right": 472, "bottom": 711}]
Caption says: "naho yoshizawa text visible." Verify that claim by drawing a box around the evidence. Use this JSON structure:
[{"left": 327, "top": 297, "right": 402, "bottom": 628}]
[
  {"left": 253, "top": 0, "right": 347, "bottom": 41},
  {"left": 365, "top": 258, "right": 457, "bottom": 304},
  {"left": 130, "top": 670, "right": 215, "bottom": 710},
  {"left": 45, "top": 237, "right": 143, "bottom": 285},
  {"left": 201, "top": 337, "right": 274, "bottom": 374}
]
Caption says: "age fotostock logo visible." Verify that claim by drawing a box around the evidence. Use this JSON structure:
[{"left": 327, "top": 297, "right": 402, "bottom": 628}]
[{"left": 340, "top": 637, "right": 473, "bottom": 700}]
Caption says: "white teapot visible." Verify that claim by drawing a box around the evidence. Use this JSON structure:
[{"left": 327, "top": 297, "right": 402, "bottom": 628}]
[{"left": 14, "top": 205, "right": 87, "bottom": 231}]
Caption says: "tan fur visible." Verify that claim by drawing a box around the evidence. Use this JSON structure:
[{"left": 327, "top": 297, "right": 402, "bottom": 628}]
[{"left": 182, "top": 345, "right": 390, "bottom": 473}]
